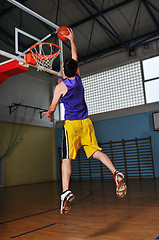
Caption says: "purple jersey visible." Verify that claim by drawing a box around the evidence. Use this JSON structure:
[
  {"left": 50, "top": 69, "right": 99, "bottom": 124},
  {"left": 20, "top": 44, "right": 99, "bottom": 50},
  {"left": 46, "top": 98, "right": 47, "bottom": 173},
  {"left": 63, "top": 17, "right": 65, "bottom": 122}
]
[{"left": 61, "top": 74, "right": 88, "bottom": 120}]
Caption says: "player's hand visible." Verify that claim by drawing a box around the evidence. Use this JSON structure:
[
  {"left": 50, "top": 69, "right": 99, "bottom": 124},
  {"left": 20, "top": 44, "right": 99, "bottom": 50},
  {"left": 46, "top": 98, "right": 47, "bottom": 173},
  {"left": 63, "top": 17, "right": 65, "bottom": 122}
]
[
  {"left": 43, "top": 111, "right": 52, "bottom": 119},
  {"left": 65, "top": 28, "right": 74, "bottom": 42}
]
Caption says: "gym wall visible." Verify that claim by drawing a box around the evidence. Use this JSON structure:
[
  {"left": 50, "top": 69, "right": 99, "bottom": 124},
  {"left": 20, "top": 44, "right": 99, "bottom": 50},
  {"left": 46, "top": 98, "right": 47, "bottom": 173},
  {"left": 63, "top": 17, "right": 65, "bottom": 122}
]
[
  {"left": 0, "top": 67, "right": 57, "bottom": 187},
  {"left": 0, "top": 67, "right": 54, "bottom": 128},
  {"left": 0, "top": 121, "right": 56, "bottom": 187},
  {"left": 55, "top": 108, "right": 159, "bottom": 180}
]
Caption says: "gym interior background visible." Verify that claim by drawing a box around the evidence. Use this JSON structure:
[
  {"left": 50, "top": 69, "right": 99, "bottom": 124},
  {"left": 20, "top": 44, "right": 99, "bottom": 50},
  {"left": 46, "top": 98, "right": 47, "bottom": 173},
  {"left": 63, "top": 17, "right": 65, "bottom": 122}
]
[{"left": 0, "top": 0, "right": 159, "bottom": 188}]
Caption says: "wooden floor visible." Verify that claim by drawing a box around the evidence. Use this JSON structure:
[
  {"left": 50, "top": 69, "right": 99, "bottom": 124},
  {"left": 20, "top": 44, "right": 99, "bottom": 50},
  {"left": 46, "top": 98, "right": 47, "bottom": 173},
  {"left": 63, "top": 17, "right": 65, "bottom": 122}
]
[{"left": 0, "top": 178, "right": 159, "bottom": 240}]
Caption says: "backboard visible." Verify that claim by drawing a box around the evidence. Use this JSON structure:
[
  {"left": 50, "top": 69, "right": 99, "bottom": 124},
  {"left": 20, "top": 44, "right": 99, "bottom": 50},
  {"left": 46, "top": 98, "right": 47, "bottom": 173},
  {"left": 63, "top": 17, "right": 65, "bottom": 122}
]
[{"left": 0, "top": 0, "right": 63, "bottom": 77}]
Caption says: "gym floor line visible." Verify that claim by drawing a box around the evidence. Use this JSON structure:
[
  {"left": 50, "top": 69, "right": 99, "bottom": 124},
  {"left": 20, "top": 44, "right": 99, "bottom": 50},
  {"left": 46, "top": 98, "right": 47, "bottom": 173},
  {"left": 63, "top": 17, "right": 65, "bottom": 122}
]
[{"left": 0, "top": 189, "right": 92, "bottom": 225}]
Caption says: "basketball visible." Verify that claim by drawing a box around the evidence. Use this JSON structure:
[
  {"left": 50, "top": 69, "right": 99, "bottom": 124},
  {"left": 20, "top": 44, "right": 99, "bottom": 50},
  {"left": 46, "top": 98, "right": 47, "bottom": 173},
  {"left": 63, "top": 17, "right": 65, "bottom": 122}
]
[{"left": 57, "top": 26, "right": 70, "bottom": 42}]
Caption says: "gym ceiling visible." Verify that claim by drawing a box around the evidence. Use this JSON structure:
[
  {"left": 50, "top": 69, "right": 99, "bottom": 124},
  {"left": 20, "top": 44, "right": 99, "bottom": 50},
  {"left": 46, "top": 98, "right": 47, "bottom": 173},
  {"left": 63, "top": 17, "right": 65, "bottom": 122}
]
[{"left": 1, "top": 0, "right": 159, "bottom": 64}]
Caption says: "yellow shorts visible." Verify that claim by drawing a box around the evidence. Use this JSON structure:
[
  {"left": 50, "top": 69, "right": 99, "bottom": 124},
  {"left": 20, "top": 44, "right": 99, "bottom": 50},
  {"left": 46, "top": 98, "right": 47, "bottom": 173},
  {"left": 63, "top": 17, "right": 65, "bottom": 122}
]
[{"left": 62, "top": 118, "right": 102, "bottom": 160}]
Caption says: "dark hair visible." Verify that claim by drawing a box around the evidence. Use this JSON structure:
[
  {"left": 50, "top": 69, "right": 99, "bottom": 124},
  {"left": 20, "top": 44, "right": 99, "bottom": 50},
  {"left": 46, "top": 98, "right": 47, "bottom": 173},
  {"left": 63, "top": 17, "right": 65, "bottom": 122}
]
[{"left": 64, "top": 58, "right": 78, "bottom": 77}]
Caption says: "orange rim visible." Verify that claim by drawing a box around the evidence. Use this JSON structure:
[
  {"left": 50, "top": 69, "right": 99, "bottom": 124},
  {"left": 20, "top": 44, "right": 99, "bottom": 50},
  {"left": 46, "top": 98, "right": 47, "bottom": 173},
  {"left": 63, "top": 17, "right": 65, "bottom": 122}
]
[{"left": 30, "top": 42, "right": 61, "bottom": 59}]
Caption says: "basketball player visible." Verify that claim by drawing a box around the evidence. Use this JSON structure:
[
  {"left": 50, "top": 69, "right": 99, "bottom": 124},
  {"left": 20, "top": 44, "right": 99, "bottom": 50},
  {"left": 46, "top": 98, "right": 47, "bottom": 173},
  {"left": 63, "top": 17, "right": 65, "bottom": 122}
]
[{"left": 45, "top": 28, "right": 127, "bottom": 215}]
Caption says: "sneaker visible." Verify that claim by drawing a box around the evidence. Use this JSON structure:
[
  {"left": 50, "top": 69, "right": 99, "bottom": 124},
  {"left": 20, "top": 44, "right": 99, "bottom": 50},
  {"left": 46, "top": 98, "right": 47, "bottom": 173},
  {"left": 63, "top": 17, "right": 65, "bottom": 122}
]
[
  {"left": 60, "top": 190, "right": 75, "bottom": 215},
  {"left": 113, "top": 171, "right": 127, "bottom": 198}
]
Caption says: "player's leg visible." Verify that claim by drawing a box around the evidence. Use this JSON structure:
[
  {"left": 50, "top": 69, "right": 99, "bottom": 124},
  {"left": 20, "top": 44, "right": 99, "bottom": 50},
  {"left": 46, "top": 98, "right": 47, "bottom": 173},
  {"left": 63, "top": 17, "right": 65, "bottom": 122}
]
[
  {"left": 92, "top": 150, "right": 127, "bottom": 198},
  {"left": 60, "top": 121, "right": 80, "bottom": 215},
  {"left": 60, "top": 159, "right": 75, "bottom": 215},
  {"left": 81, "top": 118, "right": 127, "bottom": 198},
  {"left": 92, "top": 150, "right": 116, "bottom": 174},
  {"left": 62, "top": 158, "right": 71, "bottom": 192}
]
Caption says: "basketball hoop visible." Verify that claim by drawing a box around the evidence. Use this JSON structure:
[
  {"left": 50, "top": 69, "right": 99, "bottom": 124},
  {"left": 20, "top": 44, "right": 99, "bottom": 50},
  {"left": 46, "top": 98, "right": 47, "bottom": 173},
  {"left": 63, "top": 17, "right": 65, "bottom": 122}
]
[{"left": 30, "top": 42, "right": 61, "bottom": 71}]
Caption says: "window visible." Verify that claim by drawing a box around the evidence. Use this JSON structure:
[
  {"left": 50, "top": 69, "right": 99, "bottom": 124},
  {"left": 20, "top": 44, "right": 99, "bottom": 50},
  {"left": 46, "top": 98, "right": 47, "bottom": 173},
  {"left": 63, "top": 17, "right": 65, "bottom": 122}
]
[
  {"left": 142, "top": 56, "right": 159, "bottom": 103},
  {"left": 82, "top": 62, "right": 145, "bottom": 115}
]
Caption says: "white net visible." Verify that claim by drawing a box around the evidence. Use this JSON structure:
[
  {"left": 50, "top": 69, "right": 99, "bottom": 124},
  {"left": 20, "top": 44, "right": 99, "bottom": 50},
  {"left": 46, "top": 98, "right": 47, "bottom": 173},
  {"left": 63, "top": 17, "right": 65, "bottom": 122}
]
[{"left": 30, "top": 43, "right": 61, "bottom": 71}]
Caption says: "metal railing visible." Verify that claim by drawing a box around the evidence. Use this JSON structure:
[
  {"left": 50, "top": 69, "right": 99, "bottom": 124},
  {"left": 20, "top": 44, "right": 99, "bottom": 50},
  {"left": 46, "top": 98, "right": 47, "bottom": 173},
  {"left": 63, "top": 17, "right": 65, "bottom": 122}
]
[{"left": 58, "top": 136, "right": 155, "bottom": 180}]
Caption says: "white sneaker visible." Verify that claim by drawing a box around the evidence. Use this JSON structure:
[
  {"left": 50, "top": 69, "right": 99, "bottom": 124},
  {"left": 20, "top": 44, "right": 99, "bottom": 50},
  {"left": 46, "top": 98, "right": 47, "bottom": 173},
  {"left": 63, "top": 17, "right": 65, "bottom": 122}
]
[
  {"left": 113, "top": 171, "right": 127, "bottom": 198},
  {"left": 60, "top": 190, "right": 75, "bottom": 215}
]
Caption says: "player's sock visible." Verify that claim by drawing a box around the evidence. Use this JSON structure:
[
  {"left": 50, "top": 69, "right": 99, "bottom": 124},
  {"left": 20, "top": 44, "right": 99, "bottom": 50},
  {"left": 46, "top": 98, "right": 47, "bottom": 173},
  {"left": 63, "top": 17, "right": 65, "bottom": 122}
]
[
  {"left": 60, "top": 190, "right": 75, "bottom": 215},
  {"left": 113, "top": 171, "right": 127, "bottom": 198}
]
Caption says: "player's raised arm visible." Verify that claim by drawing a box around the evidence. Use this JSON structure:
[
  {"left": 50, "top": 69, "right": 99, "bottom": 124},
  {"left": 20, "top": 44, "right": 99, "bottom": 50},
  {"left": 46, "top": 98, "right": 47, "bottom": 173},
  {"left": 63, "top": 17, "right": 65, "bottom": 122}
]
[
  {"left": 66, "top": 28, "right": 80, "bottom": 75},
  {"left": 66, "top": 28, "right": 77, "bottom": 61}
]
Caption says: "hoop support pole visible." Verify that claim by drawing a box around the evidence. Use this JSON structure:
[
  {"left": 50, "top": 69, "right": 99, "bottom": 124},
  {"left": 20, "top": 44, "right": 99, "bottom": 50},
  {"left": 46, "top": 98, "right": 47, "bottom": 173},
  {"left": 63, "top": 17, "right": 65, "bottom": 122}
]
[
  {"left": 7, "top": 0, "right": 59, "bottom": 31},
  {"left": 0, "top": 50, "right": 26, "bottom": 65},
  {"left": 0, "top": 50, "right": 62, "bottom": 77}
]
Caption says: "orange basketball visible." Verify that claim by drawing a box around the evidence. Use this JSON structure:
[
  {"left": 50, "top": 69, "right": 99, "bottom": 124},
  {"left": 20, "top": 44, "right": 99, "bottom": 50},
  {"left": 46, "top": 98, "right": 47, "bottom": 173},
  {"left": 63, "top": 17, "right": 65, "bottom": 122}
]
[{"left": 57, "top": 26, "right": 70, "bottom": 42}]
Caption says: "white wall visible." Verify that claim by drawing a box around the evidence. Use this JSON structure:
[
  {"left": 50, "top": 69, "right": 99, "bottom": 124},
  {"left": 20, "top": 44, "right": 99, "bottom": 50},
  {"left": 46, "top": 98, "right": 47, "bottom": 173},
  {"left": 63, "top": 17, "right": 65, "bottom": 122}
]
[
  {"left": 0, "top": 67, "right": 57, "bottom": 127},
  {"left": 79, "top": 40, "right": 159, "bottom": 77},
  {"left": 51, "top": 40, "right": 159, "bottom": 82}
]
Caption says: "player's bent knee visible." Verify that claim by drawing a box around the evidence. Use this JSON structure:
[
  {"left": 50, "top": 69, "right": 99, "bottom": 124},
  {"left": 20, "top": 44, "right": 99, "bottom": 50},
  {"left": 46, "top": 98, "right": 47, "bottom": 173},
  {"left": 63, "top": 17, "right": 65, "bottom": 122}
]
[{"left": 92, "top": 150, "right": 100, "bottom": 159}]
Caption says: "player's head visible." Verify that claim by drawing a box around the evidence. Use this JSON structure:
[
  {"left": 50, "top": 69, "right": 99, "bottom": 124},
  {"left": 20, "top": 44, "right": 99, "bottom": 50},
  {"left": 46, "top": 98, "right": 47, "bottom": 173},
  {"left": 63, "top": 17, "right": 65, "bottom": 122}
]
[{"left": 63, "top": 58, "right": 78, "bottom": 77}]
